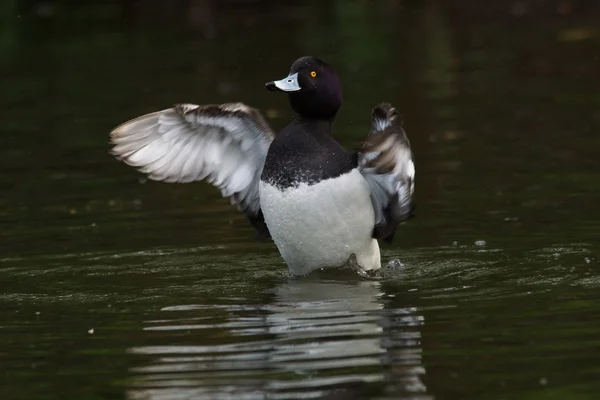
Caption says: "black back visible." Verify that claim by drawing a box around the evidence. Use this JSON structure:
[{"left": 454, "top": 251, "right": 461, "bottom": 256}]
[{"left": 261, "top": 119, "right": 357, "bottom": 189}]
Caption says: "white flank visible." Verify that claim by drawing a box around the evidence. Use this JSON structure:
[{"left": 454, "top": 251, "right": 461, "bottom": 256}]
[{"left": 259, "top": 169, "right": 381, "bottom": 276}]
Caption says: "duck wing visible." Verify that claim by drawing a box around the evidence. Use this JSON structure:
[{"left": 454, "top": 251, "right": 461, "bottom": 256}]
[
  {"left": 109, "top": 102, "right": 274, "bottom": 238},
  {"left": 358, "top": 103, "right": 415, "bottom": 243}
]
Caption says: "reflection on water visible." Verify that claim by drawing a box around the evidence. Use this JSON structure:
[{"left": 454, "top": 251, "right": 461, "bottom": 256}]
[{"left": 127, "top": 280, "right": 427, "bottom": 399}]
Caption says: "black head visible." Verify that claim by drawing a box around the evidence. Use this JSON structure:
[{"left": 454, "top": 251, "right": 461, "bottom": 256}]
[{"left": 265, "top": 56, "right": 342, "bottom": 120}]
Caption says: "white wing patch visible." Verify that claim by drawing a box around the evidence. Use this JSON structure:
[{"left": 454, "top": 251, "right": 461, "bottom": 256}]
[{"left": 109, "top": 103, "right": 274, "bottom": 219}]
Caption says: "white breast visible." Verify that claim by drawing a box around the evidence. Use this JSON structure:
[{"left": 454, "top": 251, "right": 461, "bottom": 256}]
[{"left": 259, "top": 169, "right": 381, "bottom": 275}]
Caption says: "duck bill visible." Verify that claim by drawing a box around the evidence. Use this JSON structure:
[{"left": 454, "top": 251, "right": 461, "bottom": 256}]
[{"left": 265, "top": 72, "right": 301, "bottom": 92}]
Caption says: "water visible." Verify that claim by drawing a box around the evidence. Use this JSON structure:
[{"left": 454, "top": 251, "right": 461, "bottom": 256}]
[{"left": 2, "top": 1, "right": 600, "bottom": 399}]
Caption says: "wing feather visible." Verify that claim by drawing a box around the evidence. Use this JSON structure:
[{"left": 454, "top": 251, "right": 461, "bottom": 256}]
[
  {"left": 109, "top": 102, "right": 274, "bottom": 238},
  {"left": 359, "top": 103, "right": 415, "bottom": 243}
]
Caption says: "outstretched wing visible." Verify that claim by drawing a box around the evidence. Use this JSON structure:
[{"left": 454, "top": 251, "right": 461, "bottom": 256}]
[
  {"left": 109, "top": 102, "right": 274, "bottom": 238},
  {"left": 358, "top": 103, "right": 415, "bottom": 243}
]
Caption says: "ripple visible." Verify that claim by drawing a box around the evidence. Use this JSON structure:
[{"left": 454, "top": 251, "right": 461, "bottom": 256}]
[{"left": 127, "top": 280, "right": 428, "bottom": 400}]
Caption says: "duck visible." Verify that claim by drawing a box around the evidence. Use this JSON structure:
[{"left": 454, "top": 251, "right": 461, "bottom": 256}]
[{"left": 109, "top": 56, "right": 415, "bottom": 276}]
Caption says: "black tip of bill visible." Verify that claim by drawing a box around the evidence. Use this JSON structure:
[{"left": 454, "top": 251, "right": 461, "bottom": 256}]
[{"left": 265, "top": 81, "right": 279, "bottom": 92}]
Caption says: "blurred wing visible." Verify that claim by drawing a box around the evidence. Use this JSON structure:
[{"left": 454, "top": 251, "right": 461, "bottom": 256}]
[
  {"left": 109, "top": 102, "right": 274, "bottom": 238},
  {"left": 359, "top": 103, "right": 415, "bottom": 243}
]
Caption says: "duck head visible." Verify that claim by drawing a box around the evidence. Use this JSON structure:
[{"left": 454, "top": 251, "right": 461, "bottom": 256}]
[{"left": 265, "top": 56, "right": 343, "bottom": 120}]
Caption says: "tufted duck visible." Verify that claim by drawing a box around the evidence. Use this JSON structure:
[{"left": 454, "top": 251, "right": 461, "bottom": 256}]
[{"left": 109, "top": 56, "right": 414, "bottom": 276}]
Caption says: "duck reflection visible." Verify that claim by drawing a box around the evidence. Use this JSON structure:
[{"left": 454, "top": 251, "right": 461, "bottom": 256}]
[{"left": 127, "top": 278, "right": 428, "bottom": 399}]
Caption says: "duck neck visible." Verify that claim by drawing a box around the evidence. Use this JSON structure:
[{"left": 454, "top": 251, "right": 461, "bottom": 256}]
[{"left": 294, "top": 116, "right": 334, "bottom": 136}]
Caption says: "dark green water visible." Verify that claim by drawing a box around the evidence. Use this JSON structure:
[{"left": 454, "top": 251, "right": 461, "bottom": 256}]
[{"left": 2, "top": 1, "right": 600, "bottom": 399}]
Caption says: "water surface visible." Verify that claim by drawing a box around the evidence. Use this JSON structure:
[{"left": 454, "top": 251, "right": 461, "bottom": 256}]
[{"left": 2, "top": 1, "right": 600, "bottom": 399}]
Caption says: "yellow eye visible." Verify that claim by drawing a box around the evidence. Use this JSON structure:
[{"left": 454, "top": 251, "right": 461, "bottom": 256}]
[{"left": 310, "top": 71, "right": 317, "bottom": 78}]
